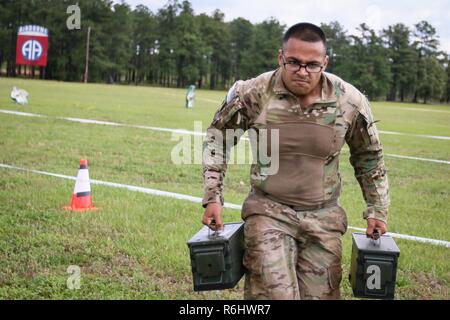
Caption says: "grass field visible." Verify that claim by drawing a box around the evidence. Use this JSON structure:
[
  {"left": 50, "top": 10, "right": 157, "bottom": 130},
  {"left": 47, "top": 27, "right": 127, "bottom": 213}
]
[{"left": 0, "top": 77, "right": 449, "bottom": 300}]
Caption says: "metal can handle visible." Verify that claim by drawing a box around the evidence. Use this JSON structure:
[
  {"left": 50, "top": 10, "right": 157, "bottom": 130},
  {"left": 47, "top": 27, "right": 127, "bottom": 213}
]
[
  {"left": 370, "top": 229, "right": 381, "bottom": 246},
  {"left": 208, "top": 219, "right": 221, "bottom": 238}
]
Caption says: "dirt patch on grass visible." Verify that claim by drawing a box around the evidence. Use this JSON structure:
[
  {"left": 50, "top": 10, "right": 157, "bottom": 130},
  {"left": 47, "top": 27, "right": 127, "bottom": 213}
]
[
  {"left": 81, "top": 250, "right": 244, "bottom": 299},
  {"left": 398, "top": 272, "right": 449, "bottom": 300}
]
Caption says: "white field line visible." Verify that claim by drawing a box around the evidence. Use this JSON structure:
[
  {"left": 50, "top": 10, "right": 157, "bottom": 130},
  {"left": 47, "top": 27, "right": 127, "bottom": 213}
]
[
  {"left": 0, "top": 110, "right": 46, "bottom": 118},
  {"left": 339, "top": 149, "right": 450, "bottom": 165},
  {"left": 378, "top": 130, "right": 450, "bottom": 141},
  {"left": 378, "top": 153, "right": 450, "bottom": 164},
  {"left": 1, "top": 109, "right": 449, "bottom": 165},
  {"left": 2, "top": 108, "right": 450, "bottom": 141},
  {"left": 0, "top": 109, "right": 206, "bottom": 137},
  {"left": 380, "top": 106, "right": 450, "bottom": 114},
  {"left": 1, "top": 162, "right": 449, "bottom": 248}
]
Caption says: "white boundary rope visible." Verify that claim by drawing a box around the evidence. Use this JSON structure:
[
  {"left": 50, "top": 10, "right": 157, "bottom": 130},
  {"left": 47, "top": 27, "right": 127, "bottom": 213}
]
[
  {"left": 1, "top": 109, "right": 449, "bottom": 165},
  {"left": 1, "top": 163, "right": 449, "bottom": 248}
]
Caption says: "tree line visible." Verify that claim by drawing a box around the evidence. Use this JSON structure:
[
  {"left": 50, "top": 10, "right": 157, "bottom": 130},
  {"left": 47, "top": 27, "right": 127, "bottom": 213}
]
[{"left": 0, "top": 0, "right": 449, "bottom": 103}]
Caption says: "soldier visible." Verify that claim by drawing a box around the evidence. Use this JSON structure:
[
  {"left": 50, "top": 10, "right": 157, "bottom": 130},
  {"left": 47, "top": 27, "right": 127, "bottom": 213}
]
[
  {"left": 201, "top": 22, "right": 389, "bottom": 300},
  {"left": 186, "top": 85, "right": 196, "bottom": 108}
]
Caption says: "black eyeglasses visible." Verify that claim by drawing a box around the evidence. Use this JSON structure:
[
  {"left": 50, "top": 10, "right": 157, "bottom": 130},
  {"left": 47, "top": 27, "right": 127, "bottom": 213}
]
[{"left": 281, "top": 53, "right": 324, "bottom": 73}]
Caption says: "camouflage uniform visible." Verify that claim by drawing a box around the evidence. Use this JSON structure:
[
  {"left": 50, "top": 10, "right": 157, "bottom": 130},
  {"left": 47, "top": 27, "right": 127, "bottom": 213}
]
[{"left": 202, "top": 69, "right": 390, "bottom": 300}]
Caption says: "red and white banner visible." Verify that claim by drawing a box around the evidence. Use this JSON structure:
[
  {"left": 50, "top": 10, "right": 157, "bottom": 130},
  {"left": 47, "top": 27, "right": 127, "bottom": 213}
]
[{"left": 16, "top": 25, "right": 49, "bottom": 67}]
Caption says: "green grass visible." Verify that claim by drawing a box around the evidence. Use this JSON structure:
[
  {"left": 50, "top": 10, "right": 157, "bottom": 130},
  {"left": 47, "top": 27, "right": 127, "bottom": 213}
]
[{"left": 0, "top": 77, "right": 449, "bottom": 299}]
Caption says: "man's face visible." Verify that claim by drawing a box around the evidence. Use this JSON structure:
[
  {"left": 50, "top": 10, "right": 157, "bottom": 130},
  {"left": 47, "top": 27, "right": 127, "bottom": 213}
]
[{"left": 278, "top": 38, "right": 328, "bottom": 97}]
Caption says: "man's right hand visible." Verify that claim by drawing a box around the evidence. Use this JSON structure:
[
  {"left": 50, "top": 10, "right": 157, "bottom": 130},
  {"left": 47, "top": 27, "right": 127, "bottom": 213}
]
[{"left": 202, "top": 202, "right": 224, "bottom": 231}]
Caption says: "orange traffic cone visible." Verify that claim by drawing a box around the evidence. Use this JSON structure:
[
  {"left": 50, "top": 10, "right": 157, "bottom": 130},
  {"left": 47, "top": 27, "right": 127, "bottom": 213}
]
[{"left": 64, "top": 159, "right": 98, "bottom": 211}]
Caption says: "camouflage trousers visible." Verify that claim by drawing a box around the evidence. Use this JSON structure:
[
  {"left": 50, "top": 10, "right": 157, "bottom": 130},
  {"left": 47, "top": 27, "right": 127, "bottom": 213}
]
[{"left": 242, "top": 204, "right": 348, "bottom": 300}]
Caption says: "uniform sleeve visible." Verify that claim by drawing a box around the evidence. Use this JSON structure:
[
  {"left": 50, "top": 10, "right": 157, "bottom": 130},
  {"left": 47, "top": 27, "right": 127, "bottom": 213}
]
[
  {"left": 346, "top": 96, "right": 390, "bottom": 223},
  {"left": 202, "top": 82, "right": 250, "bottom": 208}
]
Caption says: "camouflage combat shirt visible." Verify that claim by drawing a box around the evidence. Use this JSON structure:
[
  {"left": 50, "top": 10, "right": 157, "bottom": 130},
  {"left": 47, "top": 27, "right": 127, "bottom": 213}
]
[{"left": 202, "top": 68, "right": 390, "bottom": 223}]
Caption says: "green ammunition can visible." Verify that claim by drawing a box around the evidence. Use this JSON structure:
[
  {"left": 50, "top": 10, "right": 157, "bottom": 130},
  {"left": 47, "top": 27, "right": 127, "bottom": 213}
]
[
  {"left": 349, "top": 233, "right": 400, "bottom": 300},
  {"left": 187, "top": 222, "right": 245, "bottom": 291}
]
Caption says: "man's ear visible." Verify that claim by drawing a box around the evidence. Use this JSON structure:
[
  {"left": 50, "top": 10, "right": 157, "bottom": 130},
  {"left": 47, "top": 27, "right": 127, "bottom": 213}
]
[
  {"left": 323, "top": 55, "right": 330, "bottom": 70},
  {"left": 278, "top": 49, "right": 284, "bottom": 68}
]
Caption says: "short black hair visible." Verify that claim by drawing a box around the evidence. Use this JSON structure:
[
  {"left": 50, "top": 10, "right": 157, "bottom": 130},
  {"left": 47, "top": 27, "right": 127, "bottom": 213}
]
[{"left": 283, "top": 22, "right": 327, "bottom": 51}]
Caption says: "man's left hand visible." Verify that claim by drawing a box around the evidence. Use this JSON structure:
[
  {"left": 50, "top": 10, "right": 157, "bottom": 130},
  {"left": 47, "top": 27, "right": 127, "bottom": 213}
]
[{"left": 366, "top": 218, "right": 387, "bottom": 239}]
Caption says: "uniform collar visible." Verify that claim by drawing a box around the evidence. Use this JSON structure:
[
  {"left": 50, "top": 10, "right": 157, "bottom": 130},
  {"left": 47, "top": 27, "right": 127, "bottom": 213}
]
[
  {"left": 320, "top": 72, "right": 338, "bottom": 104},
  {"left": 273, "top": 68, "right": 292, "bottom": 96},
  {"left": 273, "top": 68, "right": 337, "bottom": 104}
]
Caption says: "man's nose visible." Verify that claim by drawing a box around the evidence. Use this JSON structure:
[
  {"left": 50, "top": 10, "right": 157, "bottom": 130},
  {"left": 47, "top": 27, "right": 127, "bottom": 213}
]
[{"left": 296, "top": 66, "right": 309, "bottom": 77}]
